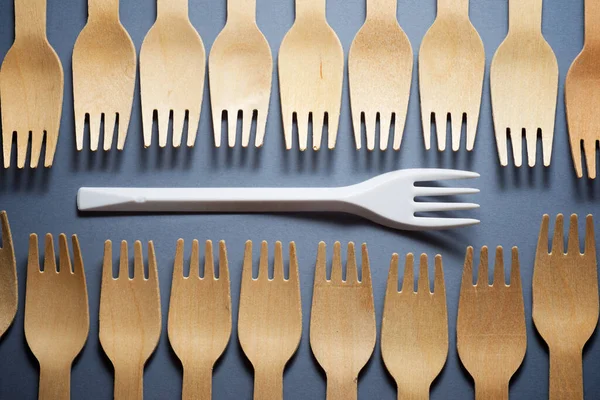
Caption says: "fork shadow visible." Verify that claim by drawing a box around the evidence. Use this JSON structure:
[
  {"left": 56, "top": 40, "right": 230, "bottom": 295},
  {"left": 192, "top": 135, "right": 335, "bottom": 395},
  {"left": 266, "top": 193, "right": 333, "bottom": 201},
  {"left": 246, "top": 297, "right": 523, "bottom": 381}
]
[{"left": 0, "top": 165, "right": 52, "bottom": 194}]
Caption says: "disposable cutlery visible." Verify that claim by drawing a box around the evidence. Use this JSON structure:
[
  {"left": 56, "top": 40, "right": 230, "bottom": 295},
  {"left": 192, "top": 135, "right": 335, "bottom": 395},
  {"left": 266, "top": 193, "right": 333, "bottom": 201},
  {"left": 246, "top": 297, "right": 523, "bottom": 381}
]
[{"left": 0, "top": 212, "right": 17, "bottom": 339}]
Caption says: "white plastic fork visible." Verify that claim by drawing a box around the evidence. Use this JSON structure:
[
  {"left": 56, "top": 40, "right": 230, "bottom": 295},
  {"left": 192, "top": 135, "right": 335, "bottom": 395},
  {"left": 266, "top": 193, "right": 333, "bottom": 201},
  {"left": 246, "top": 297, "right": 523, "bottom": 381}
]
[{"left": 77, "top": 169, "right": 480, "bottom": 230}]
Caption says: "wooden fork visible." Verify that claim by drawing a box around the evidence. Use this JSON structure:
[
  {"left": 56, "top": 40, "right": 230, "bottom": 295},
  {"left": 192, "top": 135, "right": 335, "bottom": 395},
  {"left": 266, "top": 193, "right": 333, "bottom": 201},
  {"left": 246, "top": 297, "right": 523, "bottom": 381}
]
[
  {"left": 140, "top": 0, "right": 205, "bottom": 148},
  {"left": 490, "top": 0, "right": 558, "bottom": 167},
  {"left": 1, "top": 0, "right": 64, "bottom": 168},
  {"left": 168, "top": 239, "right": 231, "bottom": 400},
  {"left": 310, "top": 242, "right": 376, "bottom": 400},
  {"left": 72, "top": 0, "right": 136, "bottom": 151},
  {"left": 25, "top": 234, "right": 89, "bottom": 400},
  {"left": 278, "top": 0, "right": 344, "bottom": 151},
  {"left": 533, "top": 214, "right": 598, "bottom": 400},
  {"left": 349, "top": 0, "right": 413, "bottom": 151},
  {"left": 457, "top": 246, "right": 526, "bottom": 400},
  {"left": 209, "top": 0, "right": 272, "bottom": 148},
  {"left": 565, "top": 0, "right": 600, "bottom": 179},
  {"left": 419, "top": 0, "right": 485, "bottom": 152},
  {"left": 100, "top": 241, "right": 161, "bottom": 400},
  {"left": 0, "top": 212, "right": 17, "bottom": 339},
  {"left": 381, "top": 253, "right": 448, "bottom": 399},
  {"left": 238, "top": 241, "right": 302, "bottom": 400}
]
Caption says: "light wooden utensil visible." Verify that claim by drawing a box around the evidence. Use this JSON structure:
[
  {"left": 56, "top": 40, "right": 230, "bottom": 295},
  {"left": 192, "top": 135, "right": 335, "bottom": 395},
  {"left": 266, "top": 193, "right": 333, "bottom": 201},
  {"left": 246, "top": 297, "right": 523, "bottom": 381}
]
[
  {"left": 140, "top": 0, "right": 205, "bottom": 148},
  {"left": 565, "top": 0, "right": 600, "bottom": 179},
  {"left": 457, "top": 246, "right": 526, "bottom": 400},
  {"left": 1, "top": 0, "right": 63, "bottom": 169},
  {"left": 238, "top": 241, "right": 302, "bottom": 400},
  {"left": 209, "top": 0, "right": 272, "bottom": 148},
  {"left": 490, "top": 0, "right": 558, "bottom": 167},
  {"left": 310, "top": 242, "right": 376, "bottom": 400},
  {"left": 419, "top": 0, "right": 485, "bottom": 152},
  {"left": 100, "top": 240, "right": 161, "bottom": 400},
  {"left": 73, "top": 0, "right": 136, "bottom": 151},
  {"left": 349, "top": 0, "right": 413, "bottom": 151},
  {"left": 25, "top": 234, "right": 89, "bottom": 400},
  {"left": 0, "top": 212, "right": 17, "bottom": 339},
  {"left": 533, "top": 214, "right": 598, "bottom": 400},
  {"left": 278, "top": 0, "right": 344, "bottom": 151},
  {"left": 381, "top": 253, "right": 448, "bottom": 399},
  {"left": 168, "top": 239, "right": 231, "bottom": 400}
]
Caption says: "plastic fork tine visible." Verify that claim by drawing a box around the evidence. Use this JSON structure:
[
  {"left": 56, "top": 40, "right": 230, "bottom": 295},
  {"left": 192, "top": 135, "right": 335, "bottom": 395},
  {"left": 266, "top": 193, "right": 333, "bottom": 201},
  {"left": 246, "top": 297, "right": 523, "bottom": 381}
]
[
  {"left": 413, "top": 217, "right": 480, "bottom": 229},
  {"left": 434, "top": 255, "right": 444, "bottom": 295},
  {"left": 147, "top": 241, "right": 157, "bottom": 283},
  {"left": 477, "top": 246, "right": 489, "bottom": 287},
  {"left": 414, "top": 186, "right": 480, "bottom": 197},
  {"left": 58, "top": 234, "right": 72, "bottom": 274},
  {"left": 361, "top": 244, "right": 371, "bottom": 286},
  {"left": 494, "top": 246, "right": 505, "bottom": 286},
  {"left": 242, "top": 240, "right": 253, "bottom": 282},
  {"left": 331, "top": 242, "right": 343, "bottom": 283},
  {"left": 288, "top": 242, "right": 298, "bottom": 284},
  {"left": 585, "top": 215, "right": 596, "bottom": 255},
  {"left": 204, "top": 240, "right": 214, "bottom": 280},
  {"left": 134, "top": 241, "right": 145, "bottom": 279},
  {"left": 412, "top": 169, "right": 480, "bottom": 183},
  {"left": 568, "top": 214, "right": 581, "bottom": 254},
  {"left": 537, "top": 214, "right": 550, "bottom": 255},
  {"left": 346, "top": 242, "right": 358, "bottom": 284},
  {"left": 174, "top": 239, "right": 184, "bottom": 278},
  {"left": 316, "top": 242, "right": 327, "bottom": 282},
  {"left": 118, "top": 241, "right": 129, "bottom": 279},
  {"left": 418, "top": 254, "right": 430, "bottom": 293},
  {"left": 387, "top": 254, "right": 399, "bottom": 294},
  {"left": 44, "top": 234, "right": 57, "bottom": 273},
  {"left": 401, "top": 253, "right": 414, "bottom": 293},
  {"left": 462, "top": 246, "right": 474, "bottom": 288},
  {"left": 552, "top": 214, "right": 565, "bottom": 255},
  {"left": 510, "top": 247, "right": 521, "bottom": 288},
  {"left": 28, "top": 234, "right": 40, "bottom": 275},
  {"left": 219, "top": 241, "right": 229, "bottom": 280},
  {"left": 274, "top": 241, "right": 284, "bottom": 281},
  {"left": 258, "top": 241, "right": 269, "bottom": 280},
  {"left": 414, "top": 202, "right": 479, "bottom": 213},
  {"left": 0, "top": 212, "right": 12, "bottom": 251}
]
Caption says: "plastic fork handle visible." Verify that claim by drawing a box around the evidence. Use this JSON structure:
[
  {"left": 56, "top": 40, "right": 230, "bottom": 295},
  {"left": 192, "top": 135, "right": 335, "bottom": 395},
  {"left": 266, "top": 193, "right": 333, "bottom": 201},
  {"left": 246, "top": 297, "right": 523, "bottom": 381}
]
[
  {"left": 508, "top": 0, "right": 543, "bottom": 34},
  {"left": 77, "top": 187, "right": 348, "bottom": 213},
  {"left": 549, "top": 348, "right": 584, "bottom": 400},
  {"left": 39, "top": 363, "right": 71, "bottom": 400},
  {"left": 15, "top": 0, "right": 47, "bottom": 40}
]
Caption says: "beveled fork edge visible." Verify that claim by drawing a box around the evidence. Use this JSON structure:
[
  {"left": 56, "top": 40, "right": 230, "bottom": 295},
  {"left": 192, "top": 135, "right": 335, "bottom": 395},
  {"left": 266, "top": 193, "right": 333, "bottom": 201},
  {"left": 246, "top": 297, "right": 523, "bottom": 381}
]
[
  {"left": 103, "top": 240, "right": 157, "bottom": 281},
  {"left": 28, "top": 234, "right": 83, "bottom": 275},
  {"left": 537, "top": 214, "right": 595, "bottom": 256},
  {"left": 387, "top": 253, "right": 444, "bottom": 295},
  {"left": 174, "top": 239, "right": 228, "bottom": 280},
  {"left": 462, "top": 246, "right": 521, "bottom": 288}
]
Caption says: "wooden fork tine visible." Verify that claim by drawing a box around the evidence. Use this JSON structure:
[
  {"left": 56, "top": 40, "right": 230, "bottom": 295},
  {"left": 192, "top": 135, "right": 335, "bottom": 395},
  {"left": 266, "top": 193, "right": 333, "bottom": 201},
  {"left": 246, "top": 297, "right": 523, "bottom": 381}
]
[
  {"left": 331, "top": 242, "right": 343, "bottom": 283},
  {"left": 219, "top": 241, "right": 229, "bottom": 281},
  {"left": 273, "top": 241, "right": 284, "bottom": 281},
  {"left": 476, "top": 246, "right": 488, "bottom": 287},
  {"left": 188, "top": 239, "right": 199, "bottom": 279},
  {"left": 386, "top": 254, "right": 399, "bottom": 295},
  {"left": 316, "top": 242, "right": 327, "bottom": 282},
  {"left": 288, "top": 242, "right": 299, "bottom": 284},
  {"left": 585, "top": 215, "right": 596, "bottom": 256},
  {"left": 328, "top": 113, "right": 339, "bottom": 150},
  {"left": 418, "top": 254, "right": 429, "bottom": 294},
  {"left": 537, "top": 214, "right": 551, "bottom": 255},
  {"left": 510, "top": 247, "right": 521, "bottom": 289},
  {"left": 361, "top": 244, "right": 371, "bottom": 287},
  {"left": 462, "top": 247, "right": 474, "bottom": 289},
  {"left": 552, "top": 214, "right": 565, "bottom": 255},
  {"left": 584, "top": 140, "right": 597, "bottom": 179},
  {"left": 58, "top": 234, "right": 72, "bottom": 274},
  {"left": 401, "top": 253, "right": 414, "bottom": 294},
  {"left": 134, "top": 241, "right": 145, "bottom": 280},
  {"left": 257, "top": 241, "right": 269, "bottom": 280},
  {"left": 172, "top": 110, "right": 185, "bottom": 148},
  {"left": 204, "top": 240, "right": 215, "bottom": 280},
  {"left": 44, "top": 234, "right": 56, "bottom": 273},
  {"left": 313, "top": 113, "right": 324, "bottom": 151},
  {"left": 102, "top": 241, "right": 113, "bottom": 282},
  {"left": 174, "top": 239, "right": 185, "bottom": 278},
  {"left": 242, "top": 241, "right": 253, "bottom": 283},
  {"left": 255, "top": 110, "right": 267, "bottom": 148},
  {"left": 104, "top": 113, "right": 117, "bottom": 151},
  {"left": 434, "top": 255, "right": 445, "bottom": 296},
  {"left": 380, "top": 112, "right": 392, "bottom": 151},
  {"left": 228, "top": 112, "right": 237, "bottom": 148},
  {"left": 297, "top": 112, "right": 309, "bottom": 151},
  {"left": 118, "top": 241, "right": 129, "bottom": 280},
  {"left": 494, "top": 246, "right": 505, "bottom": 287},
  {"left": 187, "top": 110, "right": 200, "bottom": 148},
  {"left": 147, "top": 241, "right": 158, "bottom": 283},
  {"left": 346, "top": 243, "right": 358, "bottom": 284},
  {"left": 568, "top": 214, "right": 581, "bottom": 254},
  {"left": 28, "top": 234, "right": 40, "bottom": 275},
  {"left": 241, "top": 110, "right": 253, "bottom": 148},
  {"left": 0, "top": 212, "right": 12, "bottom": 251}
]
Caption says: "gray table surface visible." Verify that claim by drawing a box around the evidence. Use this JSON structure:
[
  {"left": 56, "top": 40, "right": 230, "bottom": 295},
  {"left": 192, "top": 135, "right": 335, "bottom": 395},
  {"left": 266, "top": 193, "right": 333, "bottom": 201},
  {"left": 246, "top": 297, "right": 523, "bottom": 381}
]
[{"left": 0, "top": 0, "right": 599, "bottom": 398}]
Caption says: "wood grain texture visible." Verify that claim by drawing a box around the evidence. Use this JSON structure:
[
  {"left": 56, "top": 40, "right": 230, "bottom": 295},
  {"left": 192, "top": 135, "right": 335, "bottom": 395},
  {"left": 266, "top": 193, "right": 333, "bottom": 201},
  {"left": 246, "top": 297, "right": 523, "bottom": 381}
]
[
  {"left": 140, "top": 0, "right": 205, "bottom": 148},
  {"left": 565, "top": 0, "right": 600, "bottom": 179},
  {"left": 349, "top": 0, "right": 413, "bottom": 151},
  {"left": 457, "top": 246, "right": 526, "bottom": 400},
  {"left": 0, "top": 0, "right": 64, "bottom": 169},
  {"left": 72, "top": 0, "right": 136, "bottom": 151},
  {"left": 209, "top": 0, "right": 272, "bottom": 148},
  {"left": 25, "top": 234, "right": 89, "bottom": 400},
  {"left": 100, "top": 240, "right": 161, "bottom": 400},
  {"left": 168, "top": 239, "right": 232, "bottom": 400},
  {"left": 0, "top": 212, "right": 17, "bottom": 339},
  {"left": 490, "top": 0, "right": 558, "bottom": 167},
  {"left": 310, "top": 242, "right": 376, "bottom": 400},
  {"left": 533, "top": 214, "right": 598, "bottom": 400},
  {"left": 418, "top": 0, "right": 484, "bottom": 152},
  {"left": 278, "top": 0, "right": 344, "bottom": 151},
  {"left": 238, "top": 241, "right": 302, "bottom": 400},
  {"left": 381, "top": 253, "right": 448, "bottom": 400}
]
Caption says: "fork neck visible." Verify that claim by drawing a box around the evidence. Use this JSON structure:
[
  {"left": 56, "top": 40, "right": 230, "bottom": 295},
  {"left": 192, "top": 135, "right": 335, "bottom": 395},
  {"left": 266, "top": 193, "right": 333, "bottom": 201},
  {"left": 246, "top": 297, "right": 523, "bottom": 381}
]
[
  {"left": 227, "top": 0, "right": 256, "bottom": 26},
  {"left": 437, "top": 0, "right": 469, "bottom": 19},
  {"left": 295, "top": 0, "right": 327, "bottom": 22},
  {"left": 14, "top": 0, "right": 48, "bottom": 40},
  {"left": 585, "top": 0, "right": 600, "bottom": 45},
  {"left": 366, "top": 0, "right": 397, "bottom": 21},
  {"left": 508, "top": 0, "right": 543, "bottom": 35},
  {"left": 157, "top": 0, "right": 188, "bottom": 19},
  {"left": 88, "top": 0, "right": 120, "bottom": 23}
]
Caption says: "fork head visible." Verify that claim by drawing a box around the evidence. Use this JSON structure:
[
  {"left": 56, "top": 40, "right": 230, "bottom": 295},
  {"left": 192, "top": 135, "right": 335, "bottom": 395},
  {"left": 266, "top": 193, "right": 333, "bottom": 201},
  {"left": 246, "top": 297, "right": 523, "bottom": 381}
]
[
  {"left": 381, "top": 253, "right": 448, "bottom": 389},
  {"left": 237, "top": 241, "right": 301, "bottom": 370},
  {"left": 348, "top": 17, "right": 413, "bottom": 151},
  {"left": 310, "top": 242, "right": 376, "bottom": 379},
  {"left": 209, "top": 22, "right": 272, "bottom": 148},
  {"left": 418, "top": 14, "right": 485, "bottom": 152},
  {"left": 140, "top": 15, "right": 205, "bottom": 148},
  {"left": 72, "top": 18, "right": 136, "bottom": 152},
  {"left": 168, "top": 239, "right": 231, "bottom": 366},
  {"left": 533, "top": 214, "right": 599, "bottom": 350},
  {"left": 0, "top": 212, "right": 17, "bottom": 338},
  {"left": 278, "top": 21, "right": 344, "bottom": 151},
  {"left": 490, "top": 35, "right": 558, "bottom": 167},
  {"left": 24, "top": 234, "right": 89, "bottom": 364},
  {"left": 457, "top": 246, "right": 526, "bottom": 381},
  {"left": 99, "top": 240, "right": 161, "bottom": 367}
]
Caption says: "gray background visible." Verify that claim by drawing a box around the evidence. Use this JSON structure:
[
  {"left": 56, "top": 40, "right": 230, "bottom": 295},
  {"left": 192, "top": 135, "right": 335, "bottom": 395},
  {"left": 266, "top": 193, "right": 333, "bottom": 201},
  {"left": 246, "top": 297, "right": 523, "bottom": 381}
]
[{"left": 0, "top": 0, "right": 598, "bottom": 398}]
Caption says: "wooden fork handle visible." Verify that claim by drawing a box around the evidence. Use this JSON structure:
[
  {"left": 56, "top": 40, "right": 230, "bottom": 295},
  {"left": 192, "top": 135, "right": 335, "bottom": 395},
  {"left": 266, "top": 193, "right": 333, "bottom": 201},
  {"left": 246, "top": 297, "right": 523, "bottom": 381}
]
[
  {"left": 326, "top": 374, "right": 357, "bottom": 400},
  {"left": 296, "top": 0, "right": 326, "bottom": 20},
  {"left": 475, "top": 380, "right": 508, "bottom": 400},
  {"left": 509, "top": 0, "right": 543, "bottom": 33},
  {"left": 88, "top": 0, "right": 120, "bottom": 21},
  {"left": 585, "top": 0, "right": 600, "bottom": 43},
  {"left": 114, "top": 364, "right": 144, "bottom": 400},
  {"left": 437, "top": 0, "right": 469, "bottom": 17},
  {"left": 158, "top": 0, "right": 188, "bottom": 18},
  {"left": 38, "top": 364, "right": 71, "bottom": 400},
  {"left": 366, "top": 0, "right": 397, "bottom": 19},
  {"left": 397, "top": 384, "right": 430, "bottom": 400},
  {"left": 228, "top": 0, "right": 257, "bottom": 23},
  {"left": 253, "top": 366, "right": 283, "bottom": 400},
  {"left": 182, "top": 363, "right": 213, "bottom": 400},
  {"left": 549, "top": 349, "right": 584, "bottom": 400},
  {"left": 15, "top": 0, "right": 47, "bottom": 40}
]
